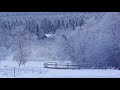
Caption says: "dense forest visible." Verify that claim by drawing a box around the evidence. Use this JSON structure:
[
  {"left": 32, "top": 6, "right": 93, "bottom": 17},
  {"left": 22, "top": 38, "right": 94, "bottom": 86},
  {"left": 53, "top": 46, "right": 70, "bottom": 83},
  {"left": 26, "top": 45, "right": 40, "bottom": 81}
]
[{"left": 0, "top": 12, "right": 120, "bottom": 69}]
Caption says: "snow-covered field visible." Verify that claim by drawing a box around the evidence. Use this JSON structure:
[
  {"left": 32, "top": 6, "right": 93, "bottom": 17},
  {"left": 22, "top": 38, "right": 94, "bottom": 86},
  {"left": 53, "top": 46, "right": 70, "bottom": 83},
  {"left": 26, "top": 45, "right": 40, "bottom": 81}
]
[{"left": 0, "top": 61, "right": 120, "bottom": 78}]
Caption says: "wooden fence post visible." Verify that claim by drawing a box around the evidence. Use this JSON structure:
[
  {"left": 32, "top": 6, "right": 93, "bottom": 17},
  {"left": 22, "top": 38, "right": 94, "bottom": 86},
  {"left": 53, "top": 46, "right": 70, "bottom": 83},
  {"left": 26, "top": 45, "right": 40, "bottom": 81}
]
[
  {"left": 67, "top": 63, "right": 69, "bottom": 69},
  {"left": 14, "top": 67, "right": 15, "bottom": 78},
  {"left": 55, "top": 63, "right": 57, "bottom": 68},
  {"left": 44, "top": 63, "right": 47, "bottom": 68}
]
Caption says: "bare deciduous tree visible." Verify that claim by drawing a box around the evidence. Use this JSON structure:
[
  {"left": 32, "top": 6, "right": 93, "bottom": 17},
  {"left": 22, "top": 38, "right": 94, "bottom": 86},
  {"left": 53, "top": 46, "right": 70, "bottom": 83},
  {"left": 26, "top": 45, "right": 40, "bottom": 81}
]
[{"left": 12, "top": 25, "right": 31, "bottom": 67}]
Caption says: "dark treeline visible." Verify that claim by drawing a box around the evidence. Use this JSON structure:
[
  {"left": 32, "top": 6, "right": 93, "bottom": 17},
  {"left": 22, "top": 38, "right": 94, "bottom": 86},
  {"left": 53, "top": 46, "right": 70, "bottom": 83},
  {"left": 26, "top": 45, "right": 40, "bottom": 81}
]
[{"left": 0, "top": 13, "right": 85, "bottom": 66}]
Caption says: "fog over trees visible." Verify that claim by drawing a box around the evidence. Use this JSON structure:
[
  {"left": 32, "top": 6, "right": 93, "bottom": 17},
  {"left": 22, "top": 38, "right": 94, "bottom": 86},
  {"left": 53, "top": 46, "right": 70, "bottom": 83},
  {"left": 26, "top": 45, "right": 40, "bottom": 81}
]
[{"left": 0, "top": 12, "right": 120, "bottom": 68}]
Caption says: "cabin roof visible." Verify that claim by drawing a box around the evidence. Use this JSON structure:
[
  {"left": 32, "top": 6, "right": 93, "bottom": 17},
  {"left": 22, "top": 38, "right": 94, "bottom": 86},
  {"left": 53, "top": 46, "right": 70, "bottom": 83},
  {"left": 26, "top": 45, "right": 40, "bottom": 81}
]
[{"left": 44, "top": 34, "right": 55, "bottom": 38}]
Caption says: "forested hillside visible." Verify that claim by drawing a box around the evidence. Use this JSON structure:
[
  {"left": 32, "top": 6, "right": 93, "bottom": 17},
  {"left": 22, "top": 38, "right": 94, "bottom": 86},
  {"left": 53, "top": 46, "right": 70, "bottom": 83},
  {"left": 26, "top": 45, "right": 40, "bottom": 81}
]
[{"left": 0, "top": 12, "right": 120, "bottom": 69}]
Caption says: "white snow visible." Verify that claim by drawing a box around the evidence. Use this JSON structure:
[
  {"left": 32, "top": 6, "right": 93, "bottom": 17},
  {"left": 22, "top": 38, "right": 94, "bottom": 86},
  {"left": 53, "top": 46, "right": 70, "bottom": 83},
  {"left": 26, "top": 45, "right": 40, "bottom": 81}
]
[
  {"left": 45, "top": 34, "right": 55, "bottom": 38},
  {"left": 40, "top": 69, "right": 120, "bottom": 78},
  {"left": 0, "top": 61, "right": 120, "bottom": 78}
]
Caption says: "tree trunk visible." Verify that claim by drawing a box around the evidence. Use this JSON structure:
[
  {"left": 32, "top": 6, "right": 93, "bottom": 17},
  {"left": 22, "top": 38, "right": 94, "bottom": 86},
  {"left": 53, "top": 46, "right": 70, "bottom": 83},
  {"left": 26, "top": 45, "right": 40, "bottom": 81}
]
[{"left": 19, "top": 61, "right": 21, "bottom": 67}]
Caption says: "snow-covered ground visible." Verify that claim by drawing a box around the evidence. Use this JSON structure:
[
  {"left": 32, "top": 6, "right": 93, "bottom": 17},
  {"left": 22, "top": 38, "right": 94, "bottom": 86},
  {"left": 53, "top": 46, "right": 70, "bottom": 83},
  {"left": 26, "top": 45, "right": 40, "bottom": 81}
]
[
  {"left": 40, "top": 69, "right": 120, "bottom": 78},
  {"left": 0, "top": 61, "right": 120, "bottom": 78}
]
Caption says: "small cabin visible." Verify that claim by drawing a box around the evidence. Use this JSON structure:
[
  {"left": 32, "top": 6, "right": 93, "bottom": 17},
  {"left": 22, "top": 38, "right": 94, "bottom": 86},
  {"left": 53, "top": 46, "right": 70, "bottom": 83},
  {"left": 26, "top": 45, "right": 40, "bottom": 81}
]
[{"left": 41, "top": 34, "right": 55, "bottom": 40}]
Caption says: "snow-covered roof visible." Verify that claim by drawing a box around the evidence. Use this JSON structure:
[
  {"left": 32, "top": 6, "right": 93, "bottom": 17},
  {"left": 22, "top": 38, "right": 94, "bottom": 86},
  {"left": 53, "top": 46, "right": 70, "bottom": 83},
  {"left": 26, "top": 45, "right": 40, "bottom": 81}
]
[{"left": 44, "top": 34, "right": 55, "bottom": 38}]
